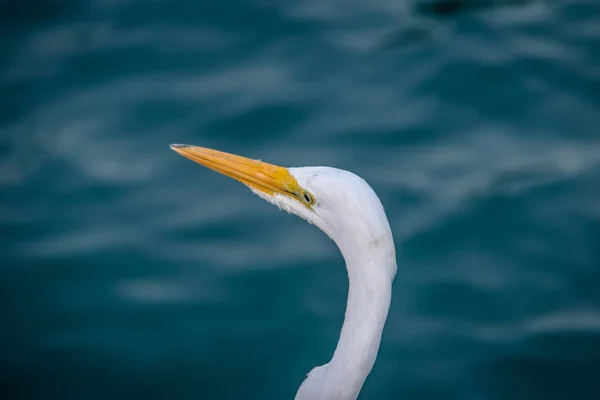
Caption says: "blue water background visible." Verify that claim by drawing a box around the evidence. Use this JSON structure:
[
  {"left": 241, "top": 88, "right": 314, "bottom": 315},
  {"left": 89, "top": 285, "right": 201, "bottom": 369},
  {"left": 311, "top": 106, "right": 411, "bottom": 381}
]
[{"left": 2, "top": 1, "right": 600, "bottom": 399}]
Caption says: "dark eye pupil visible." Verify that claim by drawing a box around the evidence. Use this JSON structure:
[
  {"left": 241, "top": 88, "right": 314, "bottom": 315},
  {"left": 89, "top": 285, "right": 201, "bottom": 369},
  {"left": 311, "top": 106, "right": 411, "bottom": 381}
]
[{"left": 303, "top": 193, "right": 312, "bottom": 203}]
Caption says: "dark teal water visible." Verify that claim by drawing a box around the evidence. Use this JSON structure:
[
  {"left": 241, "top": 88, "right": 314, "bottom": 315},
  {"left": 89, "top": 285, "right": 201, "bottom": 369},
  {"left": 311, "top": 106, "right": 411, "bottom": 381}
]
[{"left": 2, "top": 1, "right": 600, "bottom": 399}]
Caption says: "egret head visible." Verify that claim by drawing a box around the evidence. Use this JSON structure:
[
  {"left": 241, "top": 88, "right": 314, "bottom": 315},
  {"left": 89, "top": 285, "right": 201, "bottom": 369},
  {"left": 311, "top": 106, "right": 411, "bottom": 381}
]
[{"left": 170, "top": 144, "right": 393, "bottom": 251}]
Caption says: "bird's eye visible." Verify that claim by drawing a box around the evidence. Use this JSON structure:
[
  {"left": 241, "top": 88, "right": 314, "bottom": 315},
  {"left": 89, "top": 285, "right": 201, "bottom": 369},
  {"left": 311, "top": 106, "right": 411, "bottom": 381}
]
[{"left": 303, "top": 192, "right": 315, "bottom": 205}]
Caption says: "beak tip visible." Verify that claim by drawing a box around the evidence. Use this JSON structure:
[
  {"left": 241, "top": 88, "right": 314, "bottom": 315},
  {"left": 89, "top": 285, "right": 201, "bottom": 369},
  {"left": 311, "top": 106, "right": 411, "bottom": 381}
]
[{"left": 170, "top": 143, "right": 189, "bottom": 151}]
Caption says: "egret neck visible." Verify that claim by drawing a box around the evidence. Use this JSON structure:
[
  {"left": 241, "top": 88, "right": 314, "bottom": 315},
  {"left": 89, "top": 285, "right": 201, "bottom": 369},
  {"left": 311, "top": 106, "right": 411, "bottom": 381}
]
[{"left": 296, "top": 228, "right": 395, "bottom": 400}]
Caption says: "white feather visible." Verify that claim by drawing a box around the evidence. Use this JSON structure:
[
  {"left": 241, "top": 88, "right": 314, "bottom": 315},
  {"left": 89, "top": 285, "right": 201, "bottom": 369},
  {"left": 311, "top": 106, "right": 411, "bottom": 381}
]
[{"left": 251, "top": 167, "right": 396, "bottom": 400}]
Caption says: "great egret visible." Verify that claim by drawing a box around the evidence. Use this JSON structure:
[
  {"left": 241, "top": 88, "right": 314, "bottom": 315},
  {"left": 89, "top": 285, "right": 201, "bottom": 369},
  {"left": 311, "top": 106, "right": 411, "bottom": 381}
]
[{"left": 170, "top": 144, "right": 397, "bottom": 400}]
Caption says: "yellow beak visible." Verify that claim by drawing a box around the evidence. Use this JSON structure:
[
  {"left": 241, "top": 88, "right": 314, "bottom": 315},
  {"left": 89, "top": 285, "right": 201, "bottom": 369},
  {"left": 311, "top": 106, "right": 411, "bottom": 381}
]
[{"left": 170, "top": 144, "right": 304, "bottom": 199}]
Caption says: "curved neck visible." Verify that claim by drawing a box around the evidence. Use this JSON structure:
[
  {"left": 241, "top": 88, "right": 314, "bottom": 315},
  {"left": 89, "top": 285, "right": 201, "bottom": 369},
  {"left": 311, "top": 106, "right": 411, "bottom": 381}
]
[
  {"left": 324, "top": 243, "right": 394, "bottom": 399},
  {"left": 295, "top": 228, "right": 396, "bottom": 400}
]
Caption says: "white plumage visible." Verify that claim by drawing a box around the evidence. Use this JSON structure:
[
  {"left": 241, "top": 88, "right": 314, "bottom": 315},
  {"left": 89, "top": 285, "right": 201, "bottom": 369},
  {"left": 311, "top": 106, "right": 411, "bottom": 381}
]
[{"left": 170, "top": 145, "right": 397, "bottom": 400}]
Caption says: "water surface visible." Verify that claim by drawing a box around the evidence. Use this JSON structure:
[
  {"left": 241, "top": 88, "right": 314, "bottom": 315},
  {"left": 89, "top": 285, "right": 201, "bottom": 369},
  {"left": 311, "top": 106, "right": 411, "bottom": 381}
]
[{"left": 2, "top": 1, "right": 600, "bottom": 399}]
